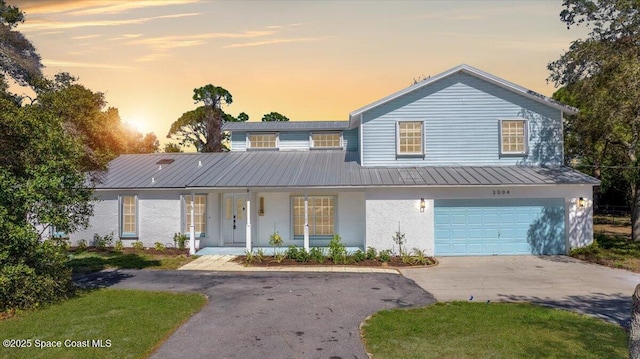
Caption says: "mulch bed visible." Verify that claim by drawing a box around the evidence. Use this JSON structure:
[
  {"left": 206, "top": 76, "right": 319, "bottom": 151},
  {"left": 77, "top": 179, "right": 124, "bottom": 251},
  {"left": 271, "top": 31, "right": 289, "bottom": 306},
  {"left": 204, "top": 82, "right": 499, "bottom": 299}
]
[{"left": 233, "top": 256, "right": 437, "bottom": 267}]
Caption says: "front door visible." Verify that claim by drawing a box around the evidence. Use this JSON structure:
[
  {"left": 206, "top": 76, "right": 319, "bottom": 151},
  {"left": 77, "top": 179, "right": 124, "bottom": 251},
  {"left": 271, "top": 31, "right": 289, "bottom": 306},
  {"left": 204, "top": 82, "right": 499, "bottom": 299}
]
[{"left": 223, "top": 194, "right": 247, "bottom": 244}]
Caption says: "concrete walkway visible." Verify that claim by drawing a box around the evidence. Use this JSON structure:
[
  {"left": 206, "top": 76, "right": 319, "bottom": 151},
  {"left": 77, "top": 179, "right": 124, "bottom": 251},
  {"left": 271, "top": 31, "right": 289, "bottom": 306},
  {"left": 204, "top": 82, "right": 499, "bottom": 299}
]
[
  {"left": 179, "top": 255, "right": 399, "bottom": 273},
  {"left": 401, "top": 255, "right": 640, "bottom": 326}
]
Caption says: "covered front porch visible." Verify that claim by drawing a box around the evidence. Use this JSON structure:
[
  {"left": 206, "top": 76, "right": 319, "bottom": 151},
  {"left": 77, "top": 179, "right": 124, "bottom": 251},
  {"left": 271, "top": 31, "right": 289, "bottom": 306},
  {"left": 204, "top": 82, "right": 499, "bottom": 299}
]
[{"left": 185, "top": 190, "right": 366, "bottom": 255}]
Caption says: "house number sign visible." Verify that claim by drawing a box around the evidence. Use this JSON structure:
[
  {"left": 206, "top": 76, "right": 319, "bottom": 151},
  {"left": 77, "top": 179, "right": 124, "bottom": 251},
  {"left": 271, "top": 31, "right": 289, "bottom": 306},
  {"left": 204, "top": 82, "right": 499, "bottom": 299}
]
[{"left": 492, "top": 189, "right": 510, "bottom": 195}]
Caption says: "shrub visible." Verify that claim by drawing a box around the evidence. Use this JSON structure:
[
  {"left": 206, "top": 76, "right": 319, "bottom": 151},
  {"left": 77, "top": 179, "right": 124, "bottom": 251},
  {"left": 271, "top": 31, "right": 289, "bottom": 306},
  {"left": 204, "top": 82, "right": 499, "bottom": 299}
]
[
  {"left": 154, "top": 242, "right": 166, "bottom": 252},
  {"left": 269, "top": 231, "right": 284, "bottom": 247},
  {"left": 378, "top": 249, "right": 392, "bottom": 262},
  {"left": 255, "top": 248, "right": 265, "bottom": 263},
  {"left": 76, "top": 239, "right": 88, "bottom": 252},
  {"left": 328, "top": 235, "right": 347, "bottom": 263},
  {"left": 410, "top": 248, "right": 431, "bottom": 265},
  {"left": 0, "top": 240, "right": 74, "bottom": 311},
  {"left": 244, "top": 250, "right": 255, "bottom": 265},
  {"left": 285, "top": 245, "right": 299, "bottom": 259},
  {"left": 352, "top": 249, "right": 366, "bottom": 262},
  {"left": 392, "top": 230, "right": 407, "bottom": 255},
  {"left": 366, "top": 246, "right": 377, "bottom": 260},
  {"left": 295, "top": 249, "right": 310, "bottom": 263},
  {"left": 114, "top": 240, "right": 124, "bottom": 251},
  {"left": 309, "top": 247, "right": 327, "bottom": 263},
  {"left": 132, "top": 241, "right": 144, "bottom": 251},
  {"left": 93, "top": 232, "right": 114, "bottom": 251},
  {"left": 173, "top": 233, "right": 188, "bottom": 249},
  {"left": 274, "top": 251, "right": 286, "bottom": 263}
]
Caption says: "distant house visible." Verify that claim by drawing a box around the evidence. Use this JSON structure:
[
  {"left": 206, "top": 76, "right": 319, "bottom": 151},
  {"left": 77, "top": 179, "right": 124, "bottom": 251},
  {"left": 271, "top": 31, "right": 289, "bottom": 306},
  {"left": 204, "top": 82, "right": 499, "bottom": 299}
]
[{"left": 69, "top": 64, "right": 598, "bottom": 256}]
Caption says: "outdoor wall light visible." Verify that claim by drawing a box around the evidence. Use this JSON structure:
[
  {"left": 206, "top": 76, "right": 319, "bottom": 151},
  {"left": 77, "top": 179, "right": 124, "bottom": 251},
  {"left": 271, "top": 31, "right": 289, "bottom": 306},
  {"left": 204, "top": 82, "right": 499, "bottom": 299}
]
[
  {"left": 578, "top": 197, "right": 586, "bottom": 208},
  {"left": 420, "top": 198, "right": 426, "bottom": 212}
]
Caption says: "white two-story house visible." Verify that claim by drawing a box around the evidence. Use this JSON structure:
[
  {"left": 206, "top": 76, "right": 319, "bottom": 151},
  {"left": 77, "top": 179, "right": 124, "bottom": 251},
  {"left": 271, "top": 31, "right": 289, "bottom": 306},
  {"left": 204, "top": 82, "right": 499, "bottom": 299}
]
[{"left": 70, "top": 64, "right": 598, "bottom": 256}]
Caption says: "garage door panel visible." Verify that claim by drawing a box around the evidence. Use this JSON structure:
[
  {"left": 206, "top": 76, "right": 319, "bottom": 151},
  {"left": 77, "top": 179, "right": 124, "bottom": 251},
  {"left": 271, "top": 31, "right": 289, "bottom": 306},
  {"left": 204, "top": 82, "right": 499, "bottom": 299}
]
[{"left": 435, "top": 198, "right": 565, "bottom": 256}]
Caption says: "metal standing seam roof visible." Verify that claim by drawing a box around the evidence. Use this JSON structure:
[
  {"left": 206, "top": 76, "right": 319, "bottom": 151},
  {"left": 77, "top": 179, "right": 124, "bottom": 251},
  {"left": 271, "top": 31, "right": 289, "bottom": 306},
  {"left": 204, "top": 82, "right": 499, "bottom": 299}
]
[
  {"left": 222, "top": 121, "right": 350, "bottom": 132},
  {"left": 94, "top": 151, "right": 600, "bottom": 189}
]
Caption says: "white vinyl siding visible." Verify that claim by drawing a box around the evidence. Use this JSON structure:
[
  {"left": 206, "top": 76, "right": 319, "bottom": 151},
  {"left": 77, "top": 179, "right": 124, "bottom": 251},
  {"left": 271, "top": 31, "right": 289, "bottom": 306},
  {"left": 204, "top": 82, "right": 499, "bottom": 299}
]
[
  {"left": 397, "top": 121, "right": 424, "bottom": 156},
  {"left": 311, "top": 132, "right": 342, "bottom": 148},
  {"left": 248, "top": 133, "right": 277, "bottom": 149},
  {"left": 120, "top": 195, "right": 137, "bottom": 237},
  {"left": 500, "top": 119, "right": 527, "bottom": 155},
  {"left": 183, "top": 195, "right": 207, "bottom": 236},
  {"left": 292, "top": 196, "right": 335, "bottom": 237}
]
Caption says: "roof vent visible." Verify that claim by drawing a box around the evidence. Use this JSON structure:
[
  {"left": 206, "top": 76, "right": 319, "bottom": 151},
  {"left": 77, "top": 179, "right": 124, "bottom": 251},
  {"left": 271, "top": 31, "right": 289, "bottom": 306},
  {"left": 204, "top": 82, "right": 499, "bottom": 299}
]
[
  {"left": 158, "top": 165, "right": 162, "bottom": 170},
  {"left": 156, "top": 158, "right": 175, "bottom": 165},
  {"left": 198, "top": 160, "right": 202, "bottom": 167},
  {"left": 151, "top": 177, "right": 155, "bottom": 184}
]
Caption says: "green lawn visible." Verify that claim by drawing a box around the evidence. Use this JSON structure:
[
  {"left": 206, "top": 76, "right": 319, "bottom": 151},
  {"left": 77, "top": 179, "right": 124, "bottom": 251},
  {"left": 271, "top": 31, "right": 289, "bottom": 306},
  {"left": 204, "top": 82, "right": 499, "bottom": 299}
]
[
  {"left": 67, "top": 251, "right": 197, "bottom": 274},
  {"left": 0, "top": 289, "right": 207, "bottom": 359},
  {"left": 361, "top": 302, "right": 627, "bottom": 359}
]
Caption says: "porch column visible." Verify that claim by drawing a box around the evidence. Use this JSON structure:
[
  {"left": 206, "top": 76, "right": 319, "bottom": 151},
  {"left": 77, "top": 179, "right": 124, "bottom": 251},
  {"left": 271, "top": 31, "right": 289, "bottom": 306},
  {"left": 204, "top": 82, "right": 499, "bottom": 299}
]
[
  {"left": 189, "top": 193, "right": 196, "bottom": 255},
  {"left": 246, "top": 191, "right": 252, "bottom": 252},
  {"left": 303, "top": 194, "right": 309, "bottom": 252}
]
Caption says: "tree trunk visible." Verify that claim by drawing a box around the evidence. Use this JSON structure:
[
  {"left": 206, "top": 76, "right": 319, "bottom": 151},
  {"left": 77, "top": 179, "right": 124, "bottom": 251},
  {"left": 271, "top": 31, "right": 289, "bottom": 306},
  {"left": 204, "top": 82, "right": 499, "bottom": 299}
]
[
  {"left": 633, "top": 188, "right": 640, "bottom": 242},
  {"left": 630, "top": 284, "right": 640, "bottom": 359},
  {"left": 204, "top": 105, "right": 223, "bottom": 152}
]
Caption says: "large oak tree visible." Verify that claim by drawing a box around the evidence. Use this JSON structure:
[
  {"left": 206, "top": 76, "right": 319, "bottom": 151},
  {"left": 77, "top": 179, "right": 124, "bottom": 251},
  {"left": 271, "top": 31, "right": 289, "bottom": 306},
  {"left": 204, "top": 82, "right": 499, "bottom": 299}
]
[{"left": 548, "top": 0, "right": 640, "bottom": 240}]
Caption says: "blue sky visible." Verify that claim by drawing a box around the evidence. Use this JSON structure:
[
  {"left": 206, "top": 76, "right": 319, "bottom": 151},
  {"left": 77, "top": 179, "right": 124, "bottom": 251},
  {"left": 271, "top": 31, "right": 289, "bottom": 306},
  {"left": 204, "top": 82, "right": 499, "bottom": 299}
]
[{"left": 13, "top": 0, "right": 588, "bottom": 145}]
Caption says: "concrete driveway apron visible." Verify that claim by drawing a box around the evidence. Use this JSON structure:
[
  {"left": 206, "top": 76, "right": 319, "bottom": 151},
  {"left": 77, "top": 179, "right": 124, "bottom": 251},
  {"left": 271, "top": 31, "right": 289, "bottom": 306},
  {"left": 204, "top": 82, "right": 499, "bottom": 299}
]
[{"left": 401, "top": 255, "right": 640, "bottom": 326}]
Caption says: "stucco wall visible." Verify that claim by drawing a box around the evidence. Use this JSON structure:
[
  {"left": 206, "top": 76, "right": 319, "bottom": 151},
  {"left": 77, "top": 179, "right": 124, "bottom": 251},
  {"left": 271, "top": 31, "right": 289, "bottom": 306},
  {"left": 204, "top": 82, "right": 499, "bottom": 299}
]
[
  {"left": 365, "top": 193, "right": 433, "bottom": 254},
  {"left": 70, "top": 192, "right": 119, "bottom": 245}
]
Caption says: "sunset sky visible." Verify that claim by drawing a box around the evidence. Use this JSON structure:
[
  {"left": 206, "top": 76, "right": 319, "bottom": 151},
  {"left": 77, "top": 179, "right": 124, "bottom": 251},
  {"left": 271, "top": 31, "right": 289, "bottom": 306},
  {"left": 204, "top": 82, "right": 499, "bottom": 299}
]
[{"left": 12, "top": 0, "right": 589, "bottom": 147}]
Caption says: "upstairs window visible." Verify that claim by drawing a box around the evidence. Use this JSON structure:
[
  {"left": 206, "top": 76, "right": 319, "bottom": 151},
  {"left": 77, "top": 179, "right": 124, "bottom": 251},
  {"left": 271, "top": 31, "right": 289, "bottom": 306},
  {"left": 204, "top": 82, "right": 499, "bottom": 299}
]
[
  {"left": 311, "top": 132, "right": 342, "bottom": 148},
  {"left": 397, "top": 121, "right": 424, "bottom": 156},
  {"left": 500, "top": 119, "right": 527, "bottom": 155},
  {"left": 120, "top": 195, "right": 138, "bottom": 238},
  {"left": 248, "top": 133, "right": 277, "bottom": 149}
]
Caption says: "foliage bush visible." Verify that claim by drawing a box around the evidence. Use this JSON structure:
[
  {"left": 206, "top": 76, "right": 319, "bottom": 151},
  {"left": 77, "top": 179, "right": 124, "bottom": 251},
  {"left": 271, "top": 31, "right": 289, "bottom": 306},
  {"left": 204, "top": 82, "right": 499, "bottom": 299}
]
[
  {"left": 255, "top": 248, "right": 265, "bottom": 263},
  {"left": 328, "top": 235, "right": 347, "bottom": 263},
  {"left": 392, "top": 229, "right": 407, "bottom": 255},
  {"left": 309, "top": 247, "right": 327, "bottom": 263},
  {"left": 114, "top": 240, "right": 124, "bottom": 252},
  {"left": 352, "top": 249, "right": 366, "bottom": 262},
  {"left": 93, "top": 232, "right": 114, "bottom": 250},
  {"left": 173, "top": 233, "right": 188, "bottom": 250},
  {"left": 285, "top": 245, "right": 299, "bottom": 259},
  {"left": 76, "top": 239, "right": 88, "bottom": 252},
  {"left": 132, "top": 241, "right": 144, "bottom": 251},
  {"left": 0, "top": 238, "right": 74, "bottom": 311},
  {"left": 154, "top": 242, "right": 166, "bottom": 252},
  {"left": 295, "top": 249, "right": 310, "bottom": 263},
  {"left": 244, "top": 250, "right": 255, "bottom": 265},
  {"left": 366, "top": 246, "right": 377, "bottom": 260},
  {"left": 378, "top": 249, "right": 392, "bottom": 262}
]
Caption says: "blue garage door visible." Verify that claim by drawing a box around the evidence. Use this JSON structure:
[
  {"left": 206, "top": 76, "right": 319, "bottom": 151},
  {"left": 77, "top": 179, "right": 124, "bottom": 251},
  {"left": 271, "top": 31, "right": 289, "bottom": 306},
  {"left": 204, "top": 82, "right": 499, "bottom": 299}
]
[{"left": 435, "top": 198, "right": 565, "bottom": 256}]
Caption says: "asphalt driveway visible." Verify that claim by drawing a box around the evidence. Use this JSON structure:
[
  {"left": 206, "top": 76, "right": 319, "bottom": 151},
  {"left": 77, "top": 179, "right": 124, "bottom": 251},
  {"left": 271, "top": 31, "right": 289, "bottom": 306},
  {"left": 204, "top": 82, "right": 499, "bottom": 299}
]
[
  {"left": 77, "top": 270, "right": 435, "bottom": 359},
  {"left": 401, "top": 255, "right": 640, "bottom": 326}
]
